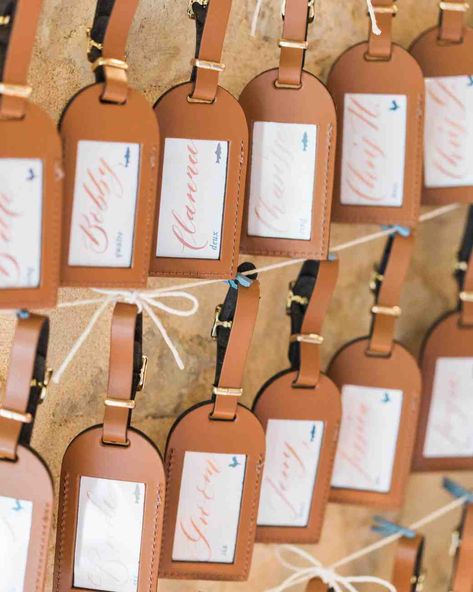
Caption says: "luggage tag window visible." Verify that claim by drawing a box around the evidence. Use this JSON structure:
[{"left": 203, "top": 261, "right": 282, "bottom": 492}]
[
  {"left": 239, "top": 0, "right": 336, "bottom": 258},
  {"left": 159, "top": 266, "right": 265, "bottom": 580},
  {"left": 328, "top": 233, "right": 421, "bottom": 508},
  {"left": 53, "top": 303, "right": 165, "bottom": 592},
  {"left": 151, "top": 0, "right": 248, "bottom": 279},
  {"left": 0, "top": 0, "right": 62, "bottom": 308},
  {"left": 253, "top": 259, "right": 341, "bottom": 543},
  {"left": 61, "top": 0, "right": 158, "bottom": 287},
  {"left": 413, "top": 206, "right": 473, "bottom": 471},
  {"left": 327, "top": 0, "right": 424, "bottom": 226},
  {"left": 0, "top": 313, "right": 53, "bottom": 592},
  {"left": 410, "top": 1, "right": 473, "bottom": 202}
]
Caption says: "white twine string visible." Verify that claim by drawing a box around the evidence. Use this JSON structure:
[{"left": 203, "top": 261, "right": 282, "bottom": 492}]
[
  {"left": 47, "top": 202, "right": 459, "bottom": 383},
  {"left": 52, "top": 289, "right": 199, "bottom": 384},
  {"left": 267, "top": 495, "right": 467, "bottom": 592},
  {"left": 250, "top": 0, "right": 381, "bottom": 38}
]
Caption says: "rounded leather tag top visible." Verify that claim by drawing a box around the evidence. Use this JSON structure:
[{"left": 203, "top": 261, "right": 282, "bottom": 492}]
[
  {"left": 410, "top": 2, "right": 473, "bottom": 204},
  {"left": 239, "top": 0, "right": 336, "bottom": 259},
  {"left": 327, "top": 4, "right": 424, "bottom": 227}
]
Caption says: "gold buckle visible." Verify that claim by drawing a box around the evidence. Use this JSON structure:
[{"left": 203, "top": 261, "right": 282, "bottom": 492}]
[
  {"left": 440, "top": 2, "right": 469, "bottom": 11},
  {"left": 191, "top": 58, "right": 225, "bottom": 72},
  {"left": 86, "top": 27, "right": 103, "bottom": 54},
  {"left": 371, "top": 304, "right": 402, "bottom": 317},
  {"left": 211, "top": 304, "right": 232, "bottom": 339},
  {"left": 0, "top": 83, "right": 32, "bottom": 99},
  {"left": 137, "top": 355, "right": 148, "bottom": 391},
  {"left": 212, "top": 386, "right": 243, "bottom": 397},
  {"left": 460, "top": 291, "right": 473, "bottom": 302},
  {"left": 373, "top": 3, "right": 398, "bottom": 14},
  {"left": 411, "top": 572, "right": 426, "bottom": 592},
  {"left": 104, "top": 397, "right": 136, "bottom": 410},
  {"left": 91, "top": 57, "right": 128, "bottom": 72},
  {"left": 0, "top": 407, "right": 32, "bottom": 424},
  {"left": 369, "top": 268, "right": 384, "bottom": 292},
  {"left": 449, "top": 529, "right": 461, "bottom": 556},
  {"left": 188, "top": 0, "right": 209, "bottom": 19},
  {"left": 278, "top": 39, "right": 309, "bottom": 50},
  {"left": 286, "top": 281, "right": 309, "bottom": 314},
  {"left": 290, "top": 333, "right": 324, "bottom": 345},
  {"left": 31, "top": 368, "right": 53, "bottom": 403},
  {"left": 0, "top": 15, "right": 11, "bottom": 25},
  {"left": 281, "top": 0, "right": 315, "bottom": 22}
]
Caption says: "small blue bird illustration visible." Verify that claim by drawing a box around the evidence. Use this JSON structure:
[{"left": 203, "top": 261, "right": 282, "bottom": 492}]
[
  {"left": 302, "top": 131, "right": 309, "bottom": 152},
  {"left": 124, "top": 147, "right": 131, "bottom": 168},
  {"left": 389, "top": 100, "right": 400, "bottom": 112},
  {"left": 12, "top": 500, "right": 23, "bottom": 512},
  {"left": 215, "top": 142, "right": 222, "bottom": 164},
  {"left": 229, "top": 456, "right": 240, "bottom": 468},
  {"left": 310, "top": 424, "right": 317, "bottom": 442},
  {"left": 468, "top": 76, "right": 473, "bottom": 87},
  {"left": 26, "top": 168, "right": 36, "bottom": 181},
  {"left": 382, "top": 392, "right": 391, "bottom": 403}
]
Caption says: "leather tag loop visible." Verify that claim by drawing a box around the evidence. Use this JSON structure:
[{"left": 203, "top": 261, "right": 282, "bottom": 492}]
[
  {"left": 0, "top": 0, "right": 41, "bottom": 119},
  {"left": 102, "top": 302, "right": 142, "bottom": 446},
  {"left": 0, "top": 313, "right": 49, "bottom": 460},
  {"left": 211, "top": 271, "right": 260, "bottom": 421},
  {"left": 189, "top": 0, "right": 232, "bottom": 103},
  {"left": 289, "top": 259, "right": 339, "bottom": 388},
  {"left": 392, "top": 534, "right": 425, "bottom": 592},
  {"left": 368, "top": 233, "right": 414, "bottom": 356},
  {"left": 277, "top": 0, "right": 311, "bottom": 88},
  {"left": 366, "top": 0, "right": 396, "bottom": 61},
  {"left": 439, "top": 0, "right": 467, "bottom": 44}
]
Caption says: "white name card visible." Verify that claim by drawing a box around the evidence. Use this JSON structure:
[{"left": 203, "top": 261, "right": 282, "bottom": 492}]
[
  {"left": 257, "top": 419, "right": 324, "bottom": 527},
  {"left": 156, "top": 138, "right": 228, "bottom": 260},
  {"left": 332, "top": 385, "right": 403, "bottom": 493},
  {"left": 0, "top": 495, "right": 33, "bottom": 592},
  {"left": 424, "top": 75, "right": 473, "bottom": 188},
  {"left": 68, "top": 140, "right": 140, "bottom": 268},
  {"left": 247, "top": 121, "right": 317, "bottom": 240},
  {"left": 74, "top": 476, "right": 145, "bottom": 592},
  {"left": 0, "top": 158, "right": 43, "bottom": 289},
  {"left": 172, "top": 451, "right": 246, "bottom": 563},
  {"left": 424, "top": 357, "right": 473, "bottom": 458},
  {"left": 340, "top": 93, "right": 407, "bottom": 207}
]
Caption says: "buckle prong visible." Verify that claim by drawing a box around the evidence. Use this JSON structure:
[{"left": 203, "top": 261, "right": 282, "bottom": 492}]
[{"left": 137, "top": 355, "right": 148, "bottom": 392}]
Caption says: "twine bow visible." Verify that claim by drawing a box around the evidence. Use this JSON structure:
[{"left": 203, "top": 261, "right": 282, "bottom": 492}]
[
  {"left": 53, "top": 288, "right": 199, "bottom": 384},
  {"left": 267, "top": 545, "right": 396, "bottom": 592}
]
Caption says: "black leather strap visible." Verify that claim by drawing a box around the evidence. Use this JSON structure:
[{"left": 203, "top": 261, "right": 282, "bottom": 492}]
[
  {"left": 190, "top": 1, "right": 208, "bottom": 83},
  {"left": 288, "top": 260, "right": 320, "bottom": 371},
  {"left": 0, "top": 0, "right": 16, "bottom": 79},
  {"left": 131, "top": 312, "right": 143, "bottom": 400},
  {"left": 455, "top": 205, "right": 473, "bottom": 293},
  {"left": 213, "top": 262, "right": 257, "bottom": 385},
  {"left": 87, "top": 0, "right": 116, "bottom": 83}
]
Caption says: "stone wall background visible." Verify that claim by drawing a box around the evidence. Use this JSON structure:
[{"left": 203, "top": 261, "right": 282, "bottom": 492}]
[{"left": 1, "top": 1, "right": 473, "bottom": 590}]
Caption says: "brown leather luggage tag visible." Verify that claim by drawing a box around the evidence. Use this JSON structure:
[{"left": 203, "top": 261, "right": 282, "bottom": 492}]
[
  {"left": 306, "top": 578, "right": 331, "bottom": 592},
  {"left": 449, "top": 494, "right": 473, "bottom": 592},
  {"left": 410, "top": 1, "right": 473, "bottom": 204},
  {"left": 239, "top": 0, "right": 336, "bottom": 259},
  {"left": 159, "top": 266, "right": 265, "bottom": 581},
  {"left": 253, "top": 258, "right": 341, "bottom": 544},
  {"left": 53, "top": 302, "right": 165, "bottom": 592},
  {"left": 60, "top": 0, "right": 158, "bottom": 288},
  {"left": 0, "top": 313, "right": 53, "bottom": 591},
  {"left": 327, "top": 0, "right": 424, "bottom": 226},
  {"left": 413, "top": 207, "right": 473, "bottom": 472},
  {"left": 327, "top": 232, "right": 421, "bottom": 508},
  {"left": 0, "top": 0, "right": 62, "bottom": 309},
  {"left": 150, "top": 0, "right": 248, "bottom": 279}
]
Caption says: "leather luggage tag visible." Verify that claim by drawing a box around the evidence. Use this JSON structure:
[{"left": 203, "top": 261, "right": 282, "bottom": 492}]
[
  {"left": 449, "top": 502, "right": 473, "bottom": 592},
  {"left": 159, "top": 266, "right": 265, "bottom": 581},
  {"left": 327, "top": 0, "right": 424, "bottom": 226},
  {"left": 306, "top": 578, "right": 331, "bottom": 592},
  {"left": 0, "top": 0, "right": 62, "bottom": 309},
  {"left": 253, "top": 259, "right": 341, "bottom": 544},
  {"left": 392, "top": 534, "right": 426, "bottom": 592},
  {"left": 239, "top": 0, "right": 336, "bottom": 259},
  {"left": 150, "top": 0, "right": 248, "bottom": 279},
  {"left": 328, "top": 232, "right": 421, "bottom": 508},
  {"left": 413, "top": 206, "right": 473, "bottom": 472},
  {"left": 0, "top": 313, "right": 53, "bottom": 592},
  {"left": 410, "top": 1, "right": 473, "bottom": 204},
  {"left": 60, "top": 0, "right": 158, "bottom": 288},
  {"left": 53, "top": 302, "right": 165, "bottom": 592}
]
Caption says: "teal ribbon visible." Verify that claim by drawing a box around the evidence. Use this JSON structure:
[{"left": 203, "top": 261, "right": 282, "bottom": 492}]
[
  {"left": 443, "top": 477, "right": 473, "bottom": 503},
  {"left": 372, "top": 516, "right": 416, "bottom": 539}
]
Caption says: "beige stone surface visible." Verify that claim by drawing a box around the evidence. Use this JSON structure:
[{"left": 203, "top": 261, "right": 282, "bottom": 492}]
[{"left": 1, "top": 1, "right": 473, "bottom": 591}]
